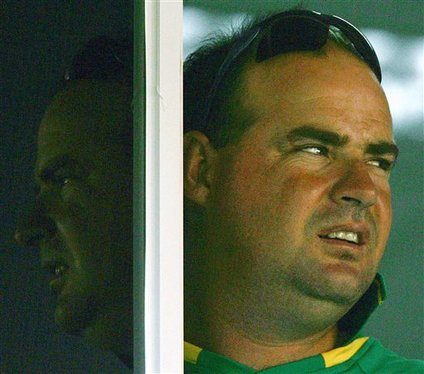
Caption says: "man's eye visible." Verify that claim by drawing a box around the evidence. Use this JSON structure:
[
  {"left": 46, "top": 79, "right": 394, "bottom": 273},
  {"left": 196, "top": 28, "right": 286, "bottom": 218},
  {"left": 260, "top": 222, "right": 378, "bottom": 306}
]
[
  {"left": 50, "top": 169, "right": 74, "bottom": 186},
  {"left": 55, "top": 176, "right": 72, "bottom": 185},
  {"left": 367, "top": 158, "right": 393, "bottom": 171},
  {"left": 300, "top": 145, "right": 329, "bottom": 156}
]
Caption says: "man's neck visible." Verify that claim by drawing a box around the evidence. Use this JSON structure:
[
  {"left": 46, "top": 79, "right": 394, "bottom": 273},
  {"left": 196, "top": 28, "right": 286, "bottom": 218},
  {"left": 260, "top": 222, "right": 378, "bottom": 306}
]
[
  {"left": 197, "top": 316, "right": 341, "bottom": 370},
  {"left": 185, "top": 279, "right": 353, "bottom": 370},
  {"left": 83, "top": 305, "right": 133, "bottom": 368},
  {"left": 186, "top": 310, "right": 343, "bottom": 370}
]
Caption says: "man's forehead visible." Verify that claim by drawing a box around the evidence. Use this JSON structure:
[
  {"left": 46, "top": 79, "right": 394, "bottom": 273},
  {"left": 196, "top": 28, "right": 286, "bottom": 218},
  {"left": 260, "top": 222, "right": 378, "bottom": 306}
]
[
  {"left": 225, "top": 42, "right": 395, "bottom": 155},
  {"left": 239, "top": 43, "right": 391, "bottom": 121},
  {"left": 36, "top": 81, "right": 132, "bottom": 174},
  {"left": 39, "top": 81, "right": 131, "bottom": 146},
  {"left": 243, "top": 41, "right": 379, "bottom": 90}
]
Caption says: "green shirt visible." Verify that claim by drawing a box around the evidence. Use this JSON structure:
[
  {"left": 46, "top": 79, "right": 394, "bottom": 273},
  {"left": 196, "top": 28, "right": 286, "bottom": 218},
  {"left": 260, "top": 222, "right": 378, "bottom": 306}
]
[{"left": 185, "top": 337, "right": 424, "bottom": 373}]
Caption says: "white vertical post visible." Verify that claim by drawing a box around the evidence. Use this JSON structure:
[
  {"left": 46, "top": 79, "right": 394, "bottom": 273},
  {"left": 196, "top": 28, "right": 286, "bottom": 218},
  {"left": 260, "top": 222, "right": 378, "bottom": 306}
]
[{"left": 145, "top": 1, "right": 184, "bottom": 373}]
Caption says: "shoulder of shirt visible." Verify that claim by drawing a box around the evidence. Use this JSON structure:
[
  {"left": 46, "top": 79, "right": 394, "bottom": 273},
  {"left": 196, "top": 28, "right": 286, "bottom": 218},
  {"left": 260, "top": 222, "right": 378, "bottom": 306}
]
[{"left": 357, "top": 337, "right": 424, "bottom": 373}]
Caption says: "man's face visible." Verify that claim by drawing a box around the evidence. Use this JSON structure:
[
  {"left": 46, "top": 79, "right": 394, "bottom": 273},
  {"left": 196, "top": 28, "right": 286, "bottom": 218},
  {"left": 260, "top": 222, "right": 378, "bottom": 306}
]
[
  {"left": 203, "top": 44, "right": 395, "bottom": 316},
  {"left": 17, "top": 81, "right": 132, "bottom": 335}
]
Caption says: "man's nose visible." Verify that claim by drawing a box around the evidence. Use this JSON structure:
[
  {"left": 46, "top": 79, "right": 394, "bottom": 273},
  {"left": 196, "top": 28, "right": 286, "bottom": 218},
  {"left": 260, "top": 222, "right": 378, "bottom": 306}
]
[
  {"left": 330, "top": 161, "right": 378, "bottom": 209},
  {"left": 14, "top": 203, "right": 56, "bottom": 248}
]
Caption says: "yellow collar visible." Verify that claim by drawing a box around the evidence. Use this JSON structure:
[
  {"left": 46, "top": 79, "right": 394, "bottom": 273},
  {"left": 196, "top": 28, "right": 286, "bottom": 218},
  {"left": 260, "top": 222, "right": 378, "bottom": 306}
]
[{"left": 184, "top": 337, "right": 369, "bottom": 369}]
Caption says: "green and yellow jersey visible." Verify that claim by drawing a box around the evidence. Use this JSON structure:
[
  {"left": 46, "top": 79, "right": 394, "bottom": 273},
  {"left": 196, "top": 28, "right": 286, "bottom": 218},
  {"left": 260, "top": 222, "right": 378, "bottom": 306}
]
[{"left": 185, "top": 337, "right": 423, "bottom": 373}]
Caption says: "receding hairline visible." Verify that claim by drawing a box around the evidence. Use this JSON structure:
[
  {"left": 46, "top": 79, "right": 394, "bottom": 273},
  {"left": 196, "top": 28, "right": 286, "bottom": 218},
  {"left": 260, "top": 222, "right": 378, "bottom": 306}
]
[{"left": 211, "top": 39, "right": 382, "bottom": 148}]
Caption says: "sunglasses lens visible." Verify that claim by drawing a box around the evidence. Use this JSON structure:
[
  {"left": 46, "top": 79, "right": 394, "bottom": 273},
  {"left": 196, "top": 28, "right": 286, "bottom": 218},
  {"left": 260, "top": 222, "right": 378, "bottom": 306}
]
[{"left": 256, "top": 17, "right": 329, "bottom": 62}]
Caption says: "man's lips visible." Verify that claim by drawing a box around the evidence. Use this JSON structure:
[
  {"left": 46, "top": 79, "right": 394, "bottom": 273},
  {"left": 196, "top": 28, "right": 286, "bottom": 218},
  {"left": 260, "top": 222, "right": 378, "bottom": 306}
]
[
  {"left": 41, "top": 260, "right": 69, "bottom": 296},
  {"left": 318, "top": 223, "right": 370, "bottom": 248}
]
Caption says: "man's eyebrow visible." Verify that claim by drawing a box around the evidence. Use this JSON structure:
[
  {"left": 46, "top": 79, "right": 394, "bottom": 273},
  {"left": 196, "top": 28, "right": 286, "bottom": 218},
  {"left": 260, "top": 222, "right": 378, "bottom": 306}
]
[
  {"left": 287, "top": 125, "right": 348, "bottom": 146},
  {"left": 366, "top": 142, "right": 399, "bottom": 160}
]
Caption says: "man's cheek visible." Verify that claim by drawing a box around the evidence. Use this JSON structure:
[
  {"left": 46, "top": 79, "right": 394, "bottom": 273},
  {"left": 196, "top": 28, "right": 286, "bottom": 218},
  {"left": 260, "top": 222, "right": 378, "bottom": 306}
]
[{"left": 60, "top": 185, "right": 101, "bottom": 223}]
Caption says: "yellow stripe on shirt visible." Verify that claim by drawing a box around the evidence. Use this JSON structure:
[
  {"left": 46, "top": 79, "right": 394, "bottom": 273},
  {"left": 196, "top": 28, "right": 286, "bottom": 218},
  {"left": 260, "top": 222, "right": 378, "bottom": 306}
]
[
  {"left": 322, "top": 337, "right": 369, "bottom": 368},
  {"left": 185, "top": 341, "right": 202, "bottom": 364}
]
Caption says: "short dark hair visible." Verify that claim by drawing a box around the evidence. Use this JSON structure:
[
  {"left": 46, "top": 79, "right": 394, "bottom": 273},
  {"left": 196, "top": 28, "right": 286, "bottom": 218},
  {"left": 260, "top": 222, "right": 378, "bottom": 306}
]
[
  {"left": 184, "top": 9, "right": 379, "bottom": 148},
  {"left": 184, "top": 18, "right": 258, "bottom": 147},
  {"left": 62, "top": 35, "right": 133, "bottom": 87}
]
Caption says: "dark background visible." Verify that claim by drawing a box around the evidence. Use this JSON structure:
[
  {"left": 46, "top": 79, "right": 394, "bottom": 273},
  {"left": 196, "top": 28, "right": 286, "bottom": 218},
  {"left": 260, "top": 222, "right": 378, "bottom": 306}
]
[
  {"left": 184, "top": 0, "right": 424, "bottom": 361},
  {"left": 1, "top": 1, "right": 133, "bottom": 372}
]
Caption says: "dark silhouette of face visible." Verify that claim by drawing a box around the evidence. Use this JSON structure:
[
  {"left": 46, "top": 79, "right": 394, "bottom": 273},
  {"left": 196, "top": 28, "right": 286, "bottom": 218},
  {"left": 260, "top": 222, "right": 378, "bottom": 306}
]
[{"left": 15, "top": 81, "right": 133, "bottom": 344}]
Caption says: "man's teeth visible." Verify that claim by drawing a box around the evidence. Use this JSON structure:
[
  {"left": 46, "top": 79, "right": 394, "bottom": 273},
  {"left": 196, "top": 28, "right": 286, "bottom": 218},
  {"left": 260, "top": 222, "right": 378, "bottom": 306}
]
[
  {"left": 327, "top": 231, "right": 359, "bottom": 244},
  {"left": 54, "top": 265, "right": 67, "bottom": 276}
]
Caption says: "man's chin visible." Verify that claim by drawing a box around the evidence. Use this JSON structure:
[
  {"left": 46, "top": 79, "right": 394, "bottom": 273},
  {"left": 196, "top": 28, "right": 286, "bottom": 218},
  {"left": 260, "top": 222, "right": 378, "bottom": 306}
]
[
  {"left": 298, "top": 268, "right": 373, "bottom": 307},
  {"left": 54, "top": 298, "right": 94, "bottom": 336},
  {"left": 315, "top": 276, "right": 372, "bottom": 306}
]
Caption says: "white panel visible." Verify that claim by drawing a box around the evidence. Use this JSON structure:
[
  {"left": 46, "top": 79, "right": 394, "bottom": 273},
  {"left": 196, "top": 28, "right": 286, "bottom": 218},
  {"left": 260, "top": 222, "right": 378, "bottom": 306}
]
[{"left": 145, "top": 0, "right": 184, "bottom": 373}]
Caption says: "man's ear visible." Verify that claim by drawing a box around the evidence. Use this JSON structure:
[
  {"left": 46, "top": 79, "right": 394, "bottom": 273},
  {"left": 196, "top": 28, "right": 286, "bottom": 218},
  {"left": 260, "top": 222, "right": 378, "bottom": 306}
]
[{"left": 184, "top": 131, "right": 217, "bottom": 207}]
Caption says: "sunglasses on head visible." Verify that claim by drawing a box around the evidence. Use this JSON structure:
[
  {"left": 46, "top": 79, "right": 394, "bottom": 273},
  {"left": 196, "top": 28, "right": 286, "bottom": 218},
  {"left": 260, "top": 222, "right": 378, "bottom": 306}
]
[{"left": 203, "top": 9, "right": 381, "bottom": 126}]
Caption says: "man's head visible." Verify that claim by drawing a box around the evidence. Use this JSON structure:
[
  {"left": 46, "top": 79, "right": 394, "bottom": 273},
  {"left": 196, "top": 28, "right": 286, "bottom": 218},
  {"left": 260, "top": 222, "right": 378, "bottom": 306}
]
[
  {"left": 15, "top": 36, "right": 133, "bottom": 365},
  {"left": 184, "top": 10, "right": 397, "bottom": 346}
]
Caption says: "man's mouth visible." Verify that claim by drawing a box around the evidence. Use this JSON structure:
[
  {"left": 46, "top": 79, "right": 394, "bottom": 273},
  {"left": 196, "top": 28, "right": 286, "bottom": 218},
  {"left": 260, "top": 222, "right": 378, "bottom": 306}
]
[
  {"left": 52, "top": 264, "right": 68, "bottom": 277},
  {"left": 318, "top": 224, "right": 370, "bottom": 247},
  {"left": 43, "top": 261, "right": 69, "bottom": 276},
  {"left": 321, "top": 231, "right": 360, "bottom": 244},
  {"left": 42, "top": 261, "right": 69, "bottom": 295}
]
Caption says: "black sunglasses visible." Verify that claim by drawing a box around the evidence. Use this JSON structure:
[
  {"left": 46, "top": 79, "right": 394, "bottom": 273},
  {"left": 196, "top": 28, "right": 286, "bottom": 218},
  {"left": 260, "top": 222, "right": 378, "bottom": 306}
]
[{"left": 203, "top": 9, "right": 381, "bottom": 126}]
